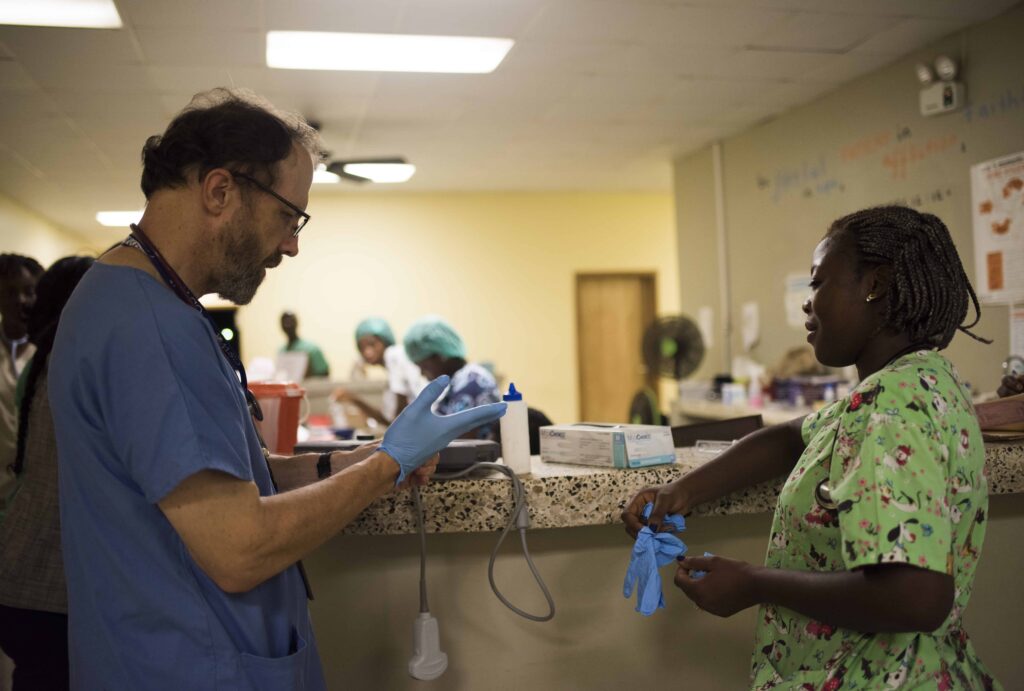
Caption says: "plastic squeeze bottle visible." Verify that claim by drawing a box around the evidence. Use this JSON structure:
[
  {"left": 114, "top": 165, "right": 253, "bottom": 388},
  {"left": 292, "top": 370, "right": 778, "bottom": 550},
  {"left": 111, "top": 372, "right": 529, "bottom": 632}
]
[{"left": 499, "top": 382, "right": 531, "bottom": 476}]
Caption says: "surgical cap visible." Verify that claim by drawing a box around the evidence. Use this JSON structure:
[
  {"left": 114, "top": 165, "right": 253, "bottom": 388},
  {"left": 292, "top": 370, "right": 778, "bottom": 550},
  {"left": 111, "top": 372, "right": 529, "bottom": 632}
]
[
  {"left": 404, "top": 316, "right": 466, "bottom": 363},
  {"left": 355, "top": 317, "right": 395, "bottom": 347}
]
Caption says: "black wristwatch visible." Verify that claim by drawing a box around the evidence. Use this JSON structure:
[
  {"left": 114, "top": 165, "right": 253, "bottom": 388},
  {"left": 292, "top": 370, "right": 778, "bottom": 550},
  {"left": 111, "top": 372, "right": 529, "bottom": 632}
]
[{"left": 317, "top": 451, "right": 333, "bottom": 480}]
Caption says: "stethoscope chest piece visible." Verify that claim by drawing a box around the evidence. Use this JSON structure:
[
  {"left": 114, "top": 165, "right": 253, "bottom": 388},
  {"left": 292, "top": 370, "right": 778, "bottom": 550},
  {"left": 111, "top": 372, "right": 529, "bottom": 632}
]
[{"left": 814, "top": 479, "right": 838, "bottom": 511}]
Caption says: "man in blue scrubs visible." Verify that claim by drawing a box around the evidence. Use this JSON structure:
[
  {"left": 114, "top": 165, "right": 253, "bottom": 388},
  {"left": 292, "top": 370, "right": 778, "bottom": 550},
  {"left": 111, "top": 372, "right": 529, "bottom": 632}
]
[{"left": 47, "top": 89, "right": 505, "bottom": 690}]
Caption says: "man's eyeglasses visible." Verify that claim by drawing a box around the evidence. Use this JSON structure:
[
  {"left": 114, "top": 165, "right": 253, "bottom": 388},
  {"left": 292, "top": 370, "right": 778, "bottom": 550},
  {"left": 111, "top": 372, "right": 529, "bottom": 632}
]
[{"left": 231, "top": 171, "right": 310, "bottom": 237}]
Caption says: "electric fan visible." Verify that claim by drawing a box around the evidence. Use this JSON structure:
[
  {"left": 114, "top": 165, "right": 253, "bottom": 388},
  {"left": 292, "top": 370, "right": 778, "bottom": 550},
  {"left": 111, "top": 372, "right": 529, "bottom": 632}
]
[{"left": 629, "top": 316, "right": 705, "bottom": 424}]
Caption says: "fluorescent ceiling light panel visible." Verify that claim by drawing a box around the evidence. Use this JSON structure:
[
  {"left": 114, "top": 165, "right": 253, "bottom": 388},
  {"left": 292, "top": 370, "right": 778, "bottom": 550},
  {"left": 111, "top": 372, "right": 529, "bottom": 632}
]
[
  {"left": 312, "top": 164, "right": 340, "bottom": 184},
  {"left": 342, "top": 163, "right": 416, "bottom": 184},
  {"left": 0, "top": 0, "right": 122, "bottom": 28},
  {"left": 96, "top": 210, "right": 142, "bottom": 226},
  {"left": 267, "top": 31, "right": 513, "bottom": 74}
]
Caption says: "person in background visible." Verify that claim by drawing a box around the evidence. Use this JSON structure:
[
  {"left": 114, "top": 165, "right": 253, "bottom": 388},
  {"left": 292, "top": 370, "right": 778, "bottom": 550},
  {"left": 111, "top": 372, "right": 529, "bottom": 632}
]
[
  {"left": 280, "top": 310, "right": 329, "bottom": 378},
  {"left": 623, "top": 206, "right": 999, "bottom": 689},
  {"left": 0, "top": 256, "right": 94, "bottom": 691},
  {"left": 0, "top": 254, "right": 44, "bottom": 515},
  {"left": 332, "top": 317, "right": 426, "bottom": 425},
  {"left": 404, "top": 315, "right": 500, "bottom": 440},
  {"left": 997, "top": 372, "right": 1023, "bottom": 397},
  {"left": 47, "top": 88, "right": 505, "bottom": 690}
]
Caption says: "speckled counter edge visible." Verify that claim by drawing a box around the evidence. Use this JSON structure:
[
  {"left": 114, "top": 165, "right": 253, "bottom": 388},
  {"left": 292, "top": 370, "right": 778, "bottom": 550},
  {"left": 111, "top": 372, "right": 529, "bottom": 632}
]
[{"left": 341, "top": 442, "right": 1024, "bottom": 536}]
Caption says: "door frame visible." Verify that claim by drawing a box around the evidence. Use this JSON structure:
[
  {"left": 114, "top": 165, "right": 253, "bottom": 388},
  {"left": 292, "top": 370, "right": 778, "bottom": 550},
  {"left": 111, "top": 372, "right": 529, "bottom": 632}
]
[{"left": 574, "top": 271, "right": 658, "bottom": 421}]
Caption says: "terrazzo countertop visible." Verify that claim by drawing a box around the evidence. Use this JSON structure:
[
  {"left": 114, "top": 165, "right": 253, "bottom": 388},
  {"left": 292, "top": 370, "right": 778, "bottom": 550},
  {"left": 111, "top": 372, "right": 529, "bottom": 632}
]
[{"left": 341, "top": 442, "right": 1024, "bottom": 536}]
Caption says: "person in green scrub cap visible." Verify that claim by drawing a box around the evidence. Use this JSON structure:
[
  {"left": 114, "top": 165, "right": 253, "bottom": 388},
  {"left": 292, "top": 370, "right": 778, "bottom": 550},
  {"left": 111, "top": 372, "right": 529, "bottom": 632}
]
[
  {"left": 404, "top": 316, "right": 499, "bottom": 439},
  {"left": 332, "top": 317, "right": 426, "bottom": 424}
]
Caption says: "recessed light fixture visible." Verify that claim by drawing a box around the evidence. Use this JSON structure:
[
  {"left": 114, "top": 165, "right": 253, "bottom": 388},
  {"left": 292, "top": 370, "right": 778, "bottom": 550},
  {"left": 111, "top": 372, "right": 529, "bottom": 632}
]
[
  {"left": 96, "top": 210, "right": 142, "bottom": 227},
  {"left": 0, "top": 0, "right": 122, "bottom": 28},
  {"left": 312, "top": 163, "right": 340, "bottom": 184},
  {"left": 266, "top": 31, "right": 513, "bottom": 74},
  {"left": 327, "top": 160, "right": 417, "bottom": 184}
]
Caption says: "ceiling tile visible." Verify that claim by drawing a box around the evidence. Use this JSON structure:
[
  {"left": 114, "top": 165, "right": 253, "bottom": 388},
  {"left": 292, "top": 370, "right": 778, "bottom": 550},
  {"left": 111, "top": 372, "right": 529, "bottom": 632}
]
[
  {"left": 49, "top": 90, "right": 168, "bottom": 120},
  {"left": 0, "top": 0, "right": 1015, "bottom": 240},
  {"left": 0, "top": 60, "right": 36, "bottom": 90},
  {"left": 0, "top": 26, "right": 140, "bottom": 64},
  {"left": 118, "top": 0, "right": 264, "bottom": 31},
  {"left": 657, "top": 0, "right": 1015, "bottom": 20},
  {"left": 712, "top": 49, "right": 843, "bottom": 80},
  {"left": 146, "top": 66, "right": 269, "bottom": 95},
  {"left": 366, "top": 92, "right": 464, "bottom": 123},
  {"left": 22, "top": 62, "right": 155, "bottom": 92},
  {"left": 798, "top": 51, "right": 895, "bottom": 85},
  {"left": 395, "top": 0, "right": 547, "bottom": 37},
  {"left": 527, "top": 1, "right": 794, "bottom": 47},
  {"left": 851, "top": 17, "right": 965, "bottom": 55},
  {"left": 262, "top": 0, "right": 405, "bottom": 33},
  {"left": 135, "top": 29, "right": 264, "bottom": 67},
  {"left": 0, "top": 89, "right": 60, "bottom": 124},
  {"left": 0, "top": 119, "right": 109, "bottom": 174},
  {"left": 749, "top": 11, "right": 896, "bottom": 52},
  {"left": 263, "top": 69, "right": 380, "bottom": 98}
]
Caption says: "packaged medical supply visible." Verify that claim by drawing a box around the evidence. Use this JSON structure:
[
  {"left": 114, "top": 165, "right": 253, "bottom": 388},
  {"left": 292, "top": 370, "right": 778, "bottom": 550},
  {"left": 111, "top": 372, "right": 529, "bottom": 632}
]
[{"left": 539, "top": 423, "right": 675, "bottom": 468}]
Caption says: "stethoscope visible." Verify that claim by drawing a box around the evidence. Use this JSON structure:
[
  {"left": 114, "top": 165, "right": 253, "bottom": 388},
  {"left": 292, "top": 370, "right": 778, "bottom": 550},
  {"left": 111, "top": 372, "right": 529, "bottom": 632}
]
[{"left": 813, "top": 344, "right": 934, "bottom": 511}]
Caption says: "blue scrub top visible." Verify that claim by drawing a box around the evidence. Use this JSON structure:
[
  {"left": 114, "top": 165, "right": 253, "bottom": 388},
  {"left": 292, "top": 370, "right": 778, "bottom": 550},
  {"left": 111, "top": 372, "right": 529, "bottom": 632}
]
[{"left": 49, "top": 263, "right": 325, "bottom": 690}]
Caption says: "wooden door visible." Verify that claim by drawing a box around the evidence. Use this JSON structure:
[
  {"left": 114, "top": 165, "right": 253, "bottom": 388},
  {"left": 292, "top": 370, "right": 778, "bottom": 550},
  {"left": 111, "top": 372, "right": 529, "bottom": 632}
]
[{"left": 576, "top": 273, "right": 657, "bottom": 423}]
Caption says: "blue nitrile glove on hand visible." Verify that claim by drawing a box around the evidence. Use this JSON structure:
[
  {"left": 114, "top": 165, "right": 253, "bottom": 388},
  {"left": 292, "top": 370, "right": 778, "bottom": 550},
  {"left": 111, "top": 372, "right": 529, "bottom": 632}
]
[
  {"left": 379, "top": 375, "right": 507, "bottom": 485},
  {"left": 623, "top": 502, "right": 688, "bottom": 616}
]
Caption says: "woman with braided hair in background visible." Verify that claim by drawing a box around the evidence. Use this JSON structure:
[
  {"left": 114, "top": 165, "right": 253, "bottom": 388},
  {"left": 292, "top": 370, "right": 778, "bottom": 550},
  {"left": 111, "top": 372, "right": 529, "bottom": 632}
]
[
  {"left": 0, "top": 256, "right": 94, "bottom": 691},
  {"left": 623, "top": 206, "right": 1000, "bottom": 689}
]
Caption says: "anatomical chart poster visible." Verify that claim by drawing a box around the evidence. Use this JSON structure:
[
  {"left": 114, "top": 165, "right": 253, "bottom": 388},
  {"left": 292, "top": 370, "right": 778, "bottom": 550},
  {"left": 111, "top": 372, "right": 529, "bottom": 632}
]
[{"left": 971, "top": 151, "right": 1024, "bottom": 304}]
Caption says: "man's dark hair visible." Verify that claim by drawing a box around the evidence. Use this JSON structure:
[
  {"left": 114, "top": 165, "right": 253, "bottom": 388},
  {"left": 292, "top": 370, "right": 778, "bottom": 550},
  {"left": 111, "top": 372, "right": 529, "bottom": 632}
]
[
  {"left": 140, "top": 88, "right": 323, "bottom": 199},
  {"left": 827, "top": 205, "right": 989, "bottom": 349},
  {"left": 0, "top": 253, "right": 44, "bottom": 282},
  {"left": 12, "top": 255, "right": 94, "bottom": 476}
]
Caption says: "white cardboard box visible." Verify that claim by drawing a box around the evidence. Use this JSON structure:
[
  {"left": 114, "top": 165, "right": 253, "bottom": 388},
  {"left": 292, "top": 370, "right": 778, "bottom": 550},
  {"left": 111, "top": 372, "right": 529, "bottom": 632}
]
[{"left": 538, "top": 423, "right": 675, "bottom": 469}]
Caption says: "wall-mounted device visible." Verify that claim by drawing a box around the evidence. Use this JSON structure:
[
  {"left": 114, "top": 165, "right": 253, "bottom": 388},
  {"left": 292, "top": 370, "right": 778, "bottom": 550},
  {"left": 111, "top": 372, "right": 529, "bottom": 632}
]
[{"left": 916, "top": 55, "right": 965, "bottom": 117}]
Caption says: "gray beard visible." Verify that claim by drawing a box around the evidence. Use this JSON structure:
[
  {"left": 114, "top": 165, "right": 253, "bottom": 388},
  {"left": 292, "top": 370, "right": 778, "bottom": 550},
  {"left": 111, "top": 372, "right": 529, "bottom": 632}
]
[{"left": 215, "top": 216, "right": 279, "bottom": 305}]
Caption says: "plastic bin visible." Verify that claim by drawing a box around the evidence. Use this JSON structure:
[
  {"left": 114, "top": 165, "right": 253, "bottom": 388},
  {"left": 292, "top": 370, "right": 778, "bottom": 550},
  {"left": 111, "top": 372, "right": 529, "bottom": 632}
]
[{"left": 248, "top": 381, "right": 307, "bottom": 454}]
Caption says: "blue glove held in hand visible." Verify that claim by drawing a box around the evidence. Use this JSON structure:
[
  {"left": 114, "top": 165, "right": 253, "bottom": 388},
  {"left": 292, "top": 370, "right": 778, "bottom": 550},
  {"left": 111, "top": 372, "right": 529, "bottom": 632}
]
[
  {"left": 623, "top": 502, "right": 688, "bottom": 616},
  {"left": 380, "top": 375, "right": 507, "bottom": 484}
]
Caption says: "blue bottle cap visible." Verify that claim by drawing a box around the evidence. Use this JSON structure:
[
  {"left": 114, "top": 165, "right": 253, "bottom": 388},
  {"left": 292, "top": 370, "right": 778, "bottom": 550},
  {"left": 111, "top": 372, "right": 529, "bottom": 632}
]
[{"left": 503, "top": 382, "right": 523, "bottom": 401}]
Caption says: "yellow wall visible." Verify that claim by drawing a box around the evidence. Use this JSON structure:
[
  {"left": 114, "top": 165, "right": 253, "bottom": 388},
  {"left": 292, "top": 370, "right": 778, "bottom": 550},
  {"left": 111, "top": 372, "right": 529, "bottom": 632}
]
[
  {"left": 237, "top": 191, "right": 678, "bottom": 424},
  {"left": 0, "top": 193, "right": 94, "bottom": 265},
  {"left": 674, "top": 5, "right": 1024, "bottom": 393}
]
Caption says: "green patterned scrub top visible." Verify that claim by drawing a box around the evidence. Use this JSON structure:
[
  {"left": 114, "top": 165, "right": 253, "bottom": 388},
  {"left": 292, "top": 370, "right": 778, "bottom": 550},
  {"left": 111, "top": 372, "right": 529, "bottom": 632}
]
[{"left": 750, "top": 350, "right": 1000, "bottom": 690}]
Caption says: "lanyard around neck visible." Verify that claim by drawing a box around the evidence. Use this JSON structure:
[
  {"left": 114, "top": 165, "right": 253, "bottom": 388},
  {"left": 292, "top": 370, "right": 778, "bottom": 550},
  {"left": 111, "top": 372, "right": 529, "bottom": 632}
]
[
  {"left": 125, "top": 224, "right": 263, "bottom": 421},
  {"left": 124, "top": 225, "right": 313, "bottom": 599}
]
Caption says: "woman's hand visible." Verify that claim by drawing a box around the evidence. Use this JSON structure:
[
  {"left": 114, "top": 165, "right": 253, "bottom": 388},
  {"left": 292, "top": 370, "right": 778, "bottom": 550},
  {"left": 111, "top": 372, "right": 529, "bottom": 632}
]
[
  {"left": 621, "top": 481, "right": 691, "bottom": 538},
  {"left": 673, "top": 554, "right": 762, "bottom": 618}
]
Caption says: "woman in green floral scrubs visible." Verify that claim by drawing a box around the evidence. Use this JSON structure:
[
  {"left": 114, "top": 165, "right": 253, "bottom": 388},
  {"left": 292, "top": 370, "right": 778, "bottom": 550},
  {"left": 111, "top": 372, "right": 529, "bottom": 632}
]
[{"left": 624, "top": 206, "right": 1000, "bottom": 689}]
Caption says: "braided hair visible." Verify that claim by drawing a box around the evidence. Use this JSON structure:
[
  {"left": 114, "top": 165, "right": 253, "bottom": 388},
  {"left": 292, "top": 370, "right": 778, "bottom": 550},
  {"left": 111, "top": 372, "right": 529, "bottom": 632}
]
[
  {"left": 827, "top": 206, "right": 989, "bottom": 349},
  {"left": 11, "top": 256, "right": 94, "bottom": 476}
]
